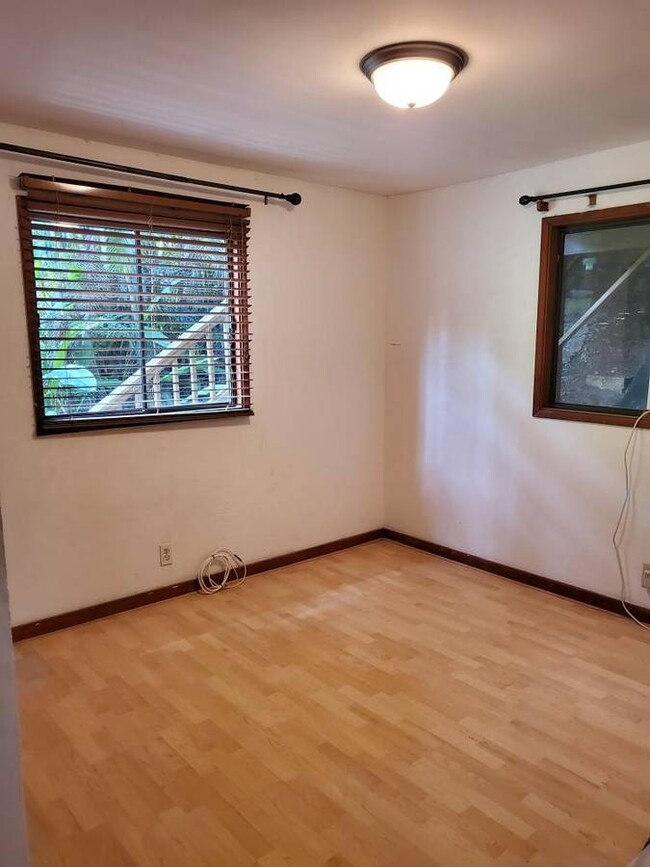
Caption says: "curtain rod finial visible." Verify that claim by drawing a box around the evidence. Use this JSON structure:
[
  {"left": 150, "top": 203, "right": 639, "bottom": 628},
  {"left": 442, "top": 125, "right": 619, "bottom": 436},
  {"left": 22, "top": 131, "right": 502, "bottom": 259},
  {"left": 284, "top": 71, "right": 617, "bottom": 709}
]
[{"left": 285, "top": 192, "right": 302, "bottom": 206}]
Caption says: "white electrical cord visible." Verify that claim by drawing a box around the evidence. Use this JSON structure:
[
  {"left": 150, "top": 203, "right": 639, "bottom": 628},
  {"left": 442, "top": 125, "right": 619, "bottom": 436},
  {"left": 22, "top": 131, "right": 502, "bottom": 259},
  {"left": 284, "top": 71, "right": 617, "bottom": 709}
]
[
  {"left": 612, "top": 409, "right": 650, "bottom": 630},
  {"left": 197, "top": 548, "right": 247, "bottom": 594}
]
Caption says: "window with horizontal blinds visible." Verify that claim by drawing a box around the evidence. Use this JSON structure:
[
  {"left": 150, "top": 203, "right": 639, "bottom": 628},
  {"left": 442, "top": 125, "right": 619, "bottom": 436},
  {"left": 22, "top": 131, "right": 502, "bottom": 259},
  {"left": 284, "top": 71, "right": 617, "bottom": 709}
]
[{"left": 17, "top": 175, "right": 252, "bottom": 434}]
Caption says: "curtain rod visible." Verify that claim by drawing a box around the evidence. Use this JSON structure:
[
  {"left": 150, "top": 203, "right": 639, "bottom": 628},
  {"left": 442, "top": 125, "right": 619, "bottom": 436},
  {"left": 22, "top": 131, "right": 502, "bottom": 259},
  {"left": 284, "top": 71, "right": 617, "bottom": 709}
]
[
  {"left": 519, "top": 177, "right": 650, "bottom": 211},
  {"left": 0, "top": 142, "right": 302, "bottom": 206}
]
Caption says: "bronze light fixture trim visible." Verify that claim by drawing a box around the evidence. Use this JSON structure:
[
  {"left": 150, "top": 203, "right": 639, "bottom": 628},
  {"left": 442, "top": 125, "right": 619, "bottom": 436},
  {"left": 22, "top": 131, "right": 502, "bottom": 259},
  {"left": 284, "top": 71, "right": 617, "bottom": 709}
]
[{"left": 360, "top": 41, "right": 468, "bottom": 109}]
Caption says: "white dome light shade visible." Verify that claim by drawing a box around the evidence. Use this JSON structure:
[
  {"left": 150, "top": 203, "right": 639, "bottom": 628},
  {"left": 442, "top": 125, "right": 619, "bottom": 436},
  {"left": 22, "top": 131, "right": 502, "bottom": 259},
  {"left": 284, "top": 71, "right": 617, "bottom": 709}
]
[
  {"left": 360, "top": 41, "right": 468, "bottom": 110},
  {"left": 370, "top": 57, "right": 454, "bottom": 109}
]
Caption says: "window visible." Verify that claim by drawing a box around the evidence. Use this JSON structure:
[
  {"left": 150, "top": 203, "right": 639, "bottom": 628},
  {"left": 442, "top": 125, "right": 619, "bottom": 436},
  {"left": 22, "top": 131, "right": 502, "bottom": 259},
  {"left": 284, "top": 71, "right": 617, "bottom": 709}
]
[
  {"left": 18, "top": 175, "right": 251, "bottom": 434},
  {"left": 534, "top": 202, "right": 650, "bottom": 427}
]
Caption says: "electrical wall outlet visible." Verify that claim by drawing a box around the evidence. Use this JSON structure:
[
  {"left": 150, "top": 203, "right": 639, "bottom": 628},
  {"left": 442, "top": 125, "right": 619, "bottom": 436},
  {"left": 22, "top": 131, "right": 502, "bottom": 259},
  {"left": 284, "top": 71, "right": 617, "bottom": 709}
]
[
  {"left": 159, "top": 544, "right": 173, "bottom": 567},
  {"left": 642, "top": 565, "right": 650, "bottom": 589}
]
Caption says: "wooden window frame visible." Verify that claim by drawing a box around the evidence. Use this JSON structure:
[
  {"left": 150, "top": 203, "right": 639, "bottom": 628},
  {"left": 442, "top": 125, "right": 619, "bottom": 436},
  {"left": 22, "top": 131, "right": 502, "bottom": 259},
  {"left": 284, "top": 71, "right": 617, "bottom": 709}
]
[
  {"left": 17, "top": 175, "right": 253, "bottom": 435},
  {"left": 533, "top": 201, "right": 650, "bottom": 429}
]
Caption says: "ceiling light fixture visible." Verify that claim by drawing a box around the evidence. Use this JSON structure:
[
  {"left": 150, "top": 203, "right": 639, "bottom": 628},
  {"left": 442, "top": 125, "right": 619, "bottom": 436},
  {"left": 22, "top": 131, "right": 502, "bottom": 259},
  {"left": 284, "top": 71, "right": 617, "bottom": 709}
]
[{"left": 360, "top": 41, "right": 468, "bottom": 109}]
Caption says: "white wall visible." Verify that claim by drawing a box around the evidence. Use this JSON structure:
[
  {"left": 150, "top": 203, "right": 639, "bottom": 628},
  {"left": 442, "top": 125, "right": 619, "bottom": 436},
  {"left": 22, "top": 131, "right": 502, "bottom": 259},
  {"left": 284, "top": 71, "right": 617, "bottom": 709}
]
[
  {"left": 0, "top": 124, "right": 387, "bottom": 625},
  {"left": 0, "top": 509, "right": 29, "bottom": 866},
  {"left": 5, "top": 121, "right": 650, "bottom": 625},
  {"left": 386, "top": 139, "right": 650, "bottom": 607}
]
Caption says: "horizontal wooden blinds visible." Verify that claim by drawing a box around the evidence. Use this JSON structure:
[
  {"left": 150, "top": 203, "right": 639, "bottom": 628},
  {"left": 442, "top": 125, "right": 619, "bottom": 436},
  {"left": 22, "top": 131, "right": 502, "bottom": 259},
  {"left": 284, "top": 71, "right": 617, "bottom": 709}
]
[{"left": 18, "top": 175, "right": 251, "bottom": 434}]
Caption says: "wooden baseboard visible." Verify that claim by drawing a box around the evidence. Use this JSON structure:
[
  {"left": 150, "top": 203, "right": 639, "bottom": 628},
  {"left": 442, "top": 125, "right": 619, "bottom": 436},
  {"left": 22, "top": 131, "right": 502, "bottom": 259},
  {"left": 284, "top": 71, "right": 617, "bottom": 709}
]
[
  {"left": 383, "top": 527, "right": 650, "bottom": 624},
  {"left": 13, "top": 526, "right": 650, "bottom": 641},
  {"left": 11, "top": 529, "right": 384, "bottom": 641}
]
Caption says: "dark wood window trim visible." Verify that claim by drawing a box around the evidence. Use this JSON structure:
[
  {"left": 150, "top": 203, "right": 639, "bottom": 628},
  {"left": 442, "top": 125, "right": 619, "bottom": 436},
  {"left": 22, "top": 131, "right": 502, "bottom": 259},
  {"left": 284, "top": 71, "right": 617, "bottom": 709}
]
[
  {"left": 533, "top": 201, "right": 650, "bottom": 428},
  {"left": 17, "top": 175, "right": 252, "bottom": 435}
]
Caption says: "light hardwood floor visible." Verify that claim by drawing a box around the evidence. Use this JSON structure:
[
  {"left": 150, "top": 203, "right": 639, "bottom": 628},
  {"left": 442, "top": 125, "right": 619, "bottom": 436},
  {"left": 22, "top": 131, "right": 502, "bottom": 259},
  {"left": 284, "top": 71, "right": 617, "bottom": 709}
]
[{"left": 15, "top": 540, "right": 650, "bottom": 866}]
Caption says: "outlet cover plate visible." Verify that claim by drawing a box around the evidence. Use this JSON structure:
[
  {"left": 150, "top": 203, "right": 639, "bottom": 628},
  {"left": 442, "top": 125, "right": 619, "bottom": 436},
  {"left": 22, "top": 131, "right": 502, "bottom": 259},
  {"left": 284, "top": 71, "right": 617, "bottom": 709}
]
[
  {"left": 642, "top": 564, "right": 650, "bottom": 589},
  {"left": 159, "top": 544, "right": 173, "bottom": 567}
]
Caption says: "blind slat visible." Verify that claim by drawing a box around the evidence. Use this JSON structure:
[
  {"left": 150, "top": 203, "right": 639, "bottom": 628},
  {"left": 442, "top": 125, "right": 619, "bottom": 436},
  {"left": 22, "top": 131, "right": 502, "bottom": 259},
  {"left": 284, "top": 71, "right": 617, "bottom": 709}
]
[
  {"left": 27, "top": 229, "right": 245, "bottom": 247},
  {"left": 21, "top": 203, "right": 248, "bottom": 236},
  {"left": 27, "top": 236, "right": 246, "bottom": 253},
  {"left": 32, "top": 275, "right": 247, "bottom": 288},
  {"left": 31, "top": 255, "right": 244, "bottom": 268},
  {"left": 33, "top": 306, "right": 250, "bottom": 315},
  {"left": 27, "top": 233, "right": 246, "bottom": 250}
]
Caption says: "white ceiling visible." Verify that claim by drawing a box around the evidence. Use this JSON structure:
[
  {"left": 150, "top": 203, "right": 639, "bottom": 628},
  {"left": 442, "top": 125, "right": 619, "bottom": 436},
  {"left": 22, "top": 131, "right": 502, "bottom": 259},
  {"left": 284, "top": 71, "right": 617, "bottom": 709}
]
[{"left": 2, "top": 0, "right": 650, "bottom": 195}]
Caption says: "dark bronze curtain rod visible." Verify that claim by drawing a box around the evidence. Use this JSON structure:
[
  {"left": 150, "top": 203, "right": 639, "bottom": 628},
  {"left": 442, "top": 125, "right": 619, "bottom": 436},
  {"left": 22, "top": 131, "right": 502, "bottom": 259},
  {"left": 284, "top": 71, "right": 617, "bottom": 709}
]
[
  {"left": 519, "top": 177, "right": 650, "bottom": 211},
  {"left": 0, "top": 142, "right": 302, "bottom": 206}
]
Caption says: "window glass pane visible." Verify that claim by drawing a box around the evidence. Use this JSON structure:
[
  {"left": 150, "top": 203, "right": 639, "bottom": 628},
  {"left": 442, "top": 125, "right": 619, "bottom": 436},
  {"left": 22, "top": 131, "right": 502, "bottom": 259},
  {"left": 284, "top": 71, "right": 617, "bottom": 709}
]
[
  {"left": 555, "top": 222, "right": 650, "bottom": 411},
  {"left": 32, "top": 220, "right": 236, "bottom": 419}
]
